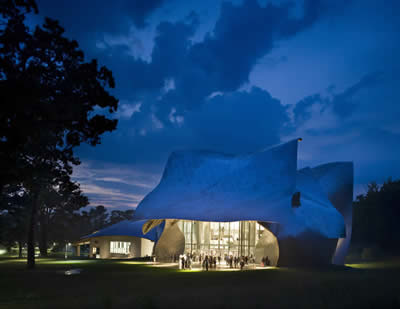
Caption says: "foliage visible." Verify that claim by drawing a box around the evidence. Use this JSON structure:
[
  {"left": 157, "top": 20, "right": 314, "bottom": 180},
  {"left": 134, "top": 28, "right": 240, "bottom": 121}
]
[
  {"left": 0, "top": 184, "right": 30, "bottom": 256},
  {"left": 71, "top": 206, "right": 135, "bottom": 239},
  {"left": 37, "top": 179, "right": 89, "bottom": 256},
  {"left": 0, "top": 0, "right": 119, "bottom": 268},
  {"left": 352, "top": 178, "right": 400, "bottom": 254}
]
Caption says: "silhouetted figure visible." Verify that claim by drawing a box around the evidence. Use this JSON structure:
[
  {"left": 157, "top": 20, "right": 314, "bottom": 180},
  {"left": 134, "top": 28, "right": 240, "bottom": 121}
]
[
  {"left": 181, "top": 255, "right": 185, "bottom": 270},
  {"left": 205, "top": 255, "right": 209, "bottom": 271},
  {"left": 240, "top": 257, "right": 245, "bottom": 270}
]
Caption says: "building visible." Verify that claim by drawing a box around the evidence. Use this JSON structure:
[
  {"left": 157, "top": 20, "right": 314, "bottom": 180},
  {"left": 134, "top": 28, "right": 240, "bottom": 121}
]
[
  {"left": 74, "top": 219, "right": 164, "bottom": 259},
  {"left": 75, "top": 139, "right": 353, "bottom": 266},
  {"left": 133, "top": 139, "right": 353, "bottom": 266}
]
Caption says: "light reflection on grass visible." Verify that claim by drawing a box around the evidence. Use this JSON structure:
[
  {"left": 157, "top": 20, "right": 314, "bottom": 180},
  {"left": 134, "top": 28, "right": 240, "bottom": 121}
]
[
  {"left": 0, "top": 257, "right": 281, "bottom": 272},
  {"left": 118, "top": 261, "right": 148, "bottom": 265},
  {"left": 39, "top": 259, "right": 96, "bottom": 265},
  {"left": 0, "top": 258, "right": 97, "bottom": 265},
  {"left": 346, "top": 258, "right": 400, "bottom": 269}
]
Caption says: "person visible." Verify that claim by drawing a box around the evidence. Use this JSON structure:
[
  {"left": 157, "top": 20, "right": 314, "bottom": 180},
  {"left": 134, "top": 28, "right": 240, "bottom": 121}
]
[
  {"left": 265, "top": 256, "right": 270, "bottom": 266},
  {"left": 218, "top": 255, "right": 221, "bottom": 265},
  {"left": 181, "top": 254, "right": 185, "bottom": 270},
  {"left": 240, "top": 257, "right": 245, "bottom": 271},
  {"left": 205, "top": 255, "right": 209, "bottom": 271},
  {"left": 261, "top": 256, "right": 265, "bottom": 267}
]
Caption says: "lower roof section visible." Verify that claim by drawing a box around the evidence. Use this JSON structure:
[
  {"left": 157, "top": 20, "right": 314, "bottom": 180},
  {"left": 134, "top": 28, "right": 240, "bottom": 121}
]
[{"left": 81, "top": 219, "right": 165, "bottom": 242}]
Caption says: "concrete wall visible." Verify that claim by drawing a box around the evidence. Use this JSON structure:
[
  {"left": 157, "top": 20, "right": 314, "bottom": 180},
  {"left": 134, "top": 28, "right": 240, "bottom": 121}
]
[
  {"left": 154, "top": 220, "right": 185, "bottom": 261},
  {"left": 88, "top": 236, "right": 154, "bottom": 259},
  {"left": 141, "top": 238, "right": 154, "bottom": 257}
]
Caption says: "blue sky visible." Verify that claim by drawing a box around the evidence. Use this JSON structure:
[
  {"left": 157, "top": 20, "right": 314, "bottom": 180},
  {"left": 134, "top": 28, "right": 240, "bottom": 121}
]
[{"left": 34, "top": 0, "right": 400, "bottom": 209}]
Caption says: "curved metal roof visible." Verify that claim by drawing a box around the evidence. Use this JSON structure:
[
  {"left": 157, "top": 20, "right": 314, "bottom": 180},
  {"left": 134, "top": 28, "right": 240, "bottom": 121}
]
[
  {"left": 81, "top": 219, "right": 165, "bottom": 242},
  {"left": 134, "top": 139, "right": 353, "bottom": 239}
]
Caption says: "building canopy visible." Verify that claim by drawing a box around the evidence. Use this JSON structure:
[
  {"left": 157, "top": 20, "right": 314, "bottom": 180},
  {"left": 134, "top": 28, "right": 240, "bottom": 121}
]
[
  {"left": 81, "top": 219, "right": 164, "bottom": 242},
  {"left": 134, "top": 139, "right": 352, "bottom": 239}
]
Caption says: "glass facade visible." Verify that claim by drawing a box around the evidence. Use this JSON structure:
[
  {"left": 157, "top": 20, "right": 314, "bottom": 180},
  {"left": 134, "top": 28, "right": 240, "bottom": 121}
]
[
  {"left": 110, "top": 241, "right": 131, "bottom": 255},
  {"left": 177, "top": 220, "right": 266, "bottom": 257}
]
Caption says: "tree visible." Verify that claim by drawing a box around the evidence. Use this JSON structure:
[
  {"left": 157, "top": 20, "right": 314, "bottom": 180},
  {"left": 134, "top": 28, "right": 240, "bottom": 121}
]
[
  {"left": 87, "top": 205, "right": 109, "bottom": 231},
  {"left": 0, "top": 184, "right": 30, "bottom": 257},
  {"left": 109, "top": 209, "right": 135, "bottom": 225},
  {"left": 0, "top": 0, "right": 119, "bottom": 268},
  {"left": 352, "top": 178, "right": 400, "bottom": 255},
  {"left": 37, "top": 178, "right": 88, "bottom": 256}
]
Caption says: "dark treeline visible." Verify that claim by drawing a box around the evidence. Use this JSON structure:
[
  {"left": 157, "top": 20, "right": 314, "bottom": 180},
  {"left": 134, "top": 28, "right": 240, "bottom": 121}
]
[
  {"left": 0, "top": 0, "right": 119, "bottom": 268},
  {"left": 0, "top": 185, "right": 134, "bottom": 257},
  {"left": 352, "top": 178, "right": 400, "bottom": 256}
]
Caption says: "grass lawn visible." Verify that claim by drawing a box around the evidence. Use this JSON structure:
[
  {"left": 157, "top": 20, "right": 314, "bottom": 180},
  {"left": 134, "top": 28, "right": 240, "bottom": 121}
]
[{"left": 0, "top": 257, "right": 399, "bottom": 309}]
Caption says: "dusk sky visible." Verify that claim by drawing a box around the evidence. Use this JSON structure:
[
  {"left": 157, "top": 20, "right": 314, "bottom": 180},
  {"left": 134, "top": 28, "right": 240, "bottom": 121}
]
[{"left": 32, "top": 0, "right": 400, "bottom": 210}]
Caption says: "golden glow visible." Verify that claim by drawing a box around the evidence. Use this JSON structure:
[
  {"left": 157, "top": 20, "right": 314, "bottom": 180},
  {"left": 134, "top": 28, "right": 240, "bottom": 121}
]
[
  {"left": 118, "top": 261, "right": 150, "bottom": 265},
  {"left": 345, "top": 260, "right": 400, "bottom": 269}
]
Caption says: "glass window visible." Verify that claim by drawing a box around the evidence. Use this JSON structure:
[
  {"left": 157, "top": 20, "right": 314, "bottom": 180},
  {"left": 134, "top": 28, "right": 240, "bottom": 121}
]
[
  {"left": 177, "top": 220, "right": 269, "bottom": 258},
  {"left": 110, "top": 241, "right": 131, "bottom": 255}
]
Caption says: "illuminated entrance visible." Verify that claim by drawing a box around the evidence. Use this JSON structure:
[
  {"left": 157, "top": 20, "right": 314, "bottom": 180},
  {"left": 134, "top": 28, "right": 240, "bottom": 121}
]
[{"left": 176, "top": 220, "right": 279, "bottom": 265}]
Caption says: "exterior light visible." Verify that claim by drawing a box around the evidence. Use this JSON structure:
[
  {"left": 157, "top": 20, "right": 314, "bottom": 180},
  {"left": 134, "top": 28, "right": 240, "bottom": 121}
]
[{"left": 65, "top": 243, "right": 71, "bottom": 259}]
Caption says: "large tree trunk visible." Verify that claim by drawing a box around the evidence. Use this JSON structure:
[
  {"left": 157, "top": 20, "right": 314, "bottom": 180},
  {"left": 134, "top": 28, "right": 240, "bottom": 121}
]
[
  {"left": 39, "top": 214, "right": 48, "bottom": 257},
  {"left": 18, "top": 241, "right": 23, "bottom": 258},
  {"left": 27, "top": 193, "right": 38, "bottom": 269}
]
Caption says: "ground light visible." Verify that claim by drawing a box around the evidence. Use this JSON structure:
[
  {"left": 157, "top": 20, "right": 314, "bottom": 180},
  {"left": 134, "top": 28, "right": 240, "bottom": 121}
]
[{"left": 65, "top": 242, "right": 71, "bottom": 259}]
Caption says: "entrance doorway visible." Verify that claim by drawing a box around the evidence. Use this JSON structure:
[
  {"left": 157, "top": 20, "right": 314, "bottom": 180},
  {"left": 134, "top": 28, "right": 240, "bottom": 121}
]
[{"left": 178, "top": 220, "right": 279, "bottom": 266}]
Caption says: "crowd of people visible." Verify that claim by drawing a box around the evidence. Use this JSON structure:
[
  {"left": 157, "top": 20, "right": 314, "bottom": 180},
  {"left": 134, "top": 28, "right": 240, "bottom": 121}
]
[
  {"left": 261, "top": 256, "right": 271, "bottom": 266},
  {"left": 173, "top": 252, "right": 271, "bottom": 271}
]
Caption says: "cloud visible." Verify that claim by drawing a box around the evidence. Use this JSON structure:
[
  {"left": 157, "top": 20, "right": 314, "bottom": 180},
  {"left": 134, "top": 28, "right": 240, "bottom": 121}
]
[
  {"left": 186, "top": 87, "right": 289, "bottom": 153},
  {"left": 115, "top": 102, "right": 141, "bottom": 119},
  {"left": 292, "top": 93, "right": 324, "bottom": 126},
  {"left": 78, "top": 87, "right": 290, "bottom": 170},
  {"left": 93, "top": 0, "right": 328, "bottom": 124},
  {"left": 72, "top": 161, "right": 161, "bottom": 209},
  {"left": 167, "top": 0, "right": 326, "bottom": 113},
  {"left": 36, "top": 0, "right": 164, "bottom": 33},
  {"left": 291, "top": 71, "right": 387, "bottom": 129},
  {"left": 286, "top": 69, "right": 400, "bottom": 199},
  {"left": 79, "top": 182, "right": 142, "bottom": 204},
  {"left": 331, "top": 71, "right": 385, "bottom": 117},
  {"left": 123, "top": 0, "right": 164, "bottom": 29}
]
